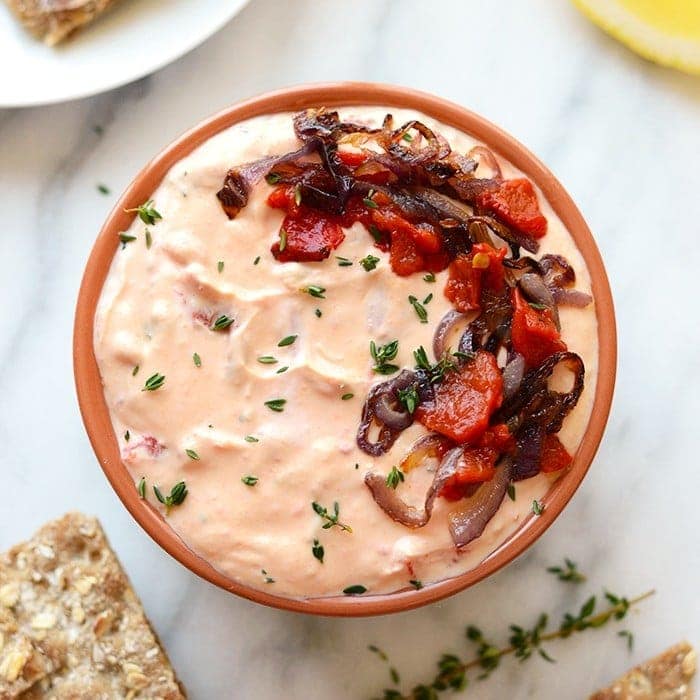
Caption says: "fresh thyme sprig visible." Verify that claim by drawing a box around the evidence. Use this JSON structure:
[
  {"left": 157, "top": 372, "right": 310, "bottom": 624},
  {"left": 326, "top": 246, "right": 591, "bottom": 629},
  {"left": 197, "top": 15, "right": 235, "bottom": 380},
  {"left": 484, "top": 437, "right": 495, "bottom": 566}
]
[
  {"left": 125, "top": 199, "right": 162, "bottom": 225},
  {"left": 547, "top": 558, "right": 586, "bottom": 583},
  {"left": 153, "top": 481, "right": 188, "bottom": 511},
  {"left": 386, "top": 466, "right": 405, "bottom": 490},
  {"left": 370, "top": 340, "right": 400, "bottom": 375},
  {"left": 312, "top": 501, "right": 353, "bottom": 532},
  {"left": 413, "top": 346, "right": 458, "bottom": 384},
  {"left": 371, "top": 588, "right": 655, "bottom": 699}
]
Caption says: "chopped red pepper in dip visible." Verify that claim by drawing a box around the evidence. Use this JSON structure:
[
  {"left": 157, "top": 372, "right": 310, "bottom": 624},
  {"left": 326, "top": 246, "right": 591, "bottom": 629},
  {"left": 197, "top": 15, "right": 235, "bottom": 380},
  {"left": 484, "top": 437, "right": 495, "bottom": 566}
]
[
  {"left": 476, "top": 178, "right": 548, "bottom": 238},
  {"left": 511, "top": 287, "right": 567, "bottom": 367},
  {"left": 415, "top": 351, "right": 503, "bottom": 444},
  {"left": 444, "top": 243, "right": 507, "bottom": 312}
]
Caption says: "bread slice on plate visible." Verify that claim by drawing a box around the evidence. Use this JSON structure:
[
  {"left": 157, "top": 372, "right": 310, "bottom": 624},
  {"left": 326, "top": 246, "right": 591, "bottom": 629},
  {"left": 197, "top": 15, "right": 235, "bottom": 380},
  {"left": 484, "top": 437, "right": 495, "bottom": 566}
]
[
  {"left": 0, "top": 513, "right": 186, "bottom": 699},
  {"left": 590, "top": 641, "right": 696, "bottom": 699},
  {"left": 3, "top": 0, "right": 119, "bottom": 46}
]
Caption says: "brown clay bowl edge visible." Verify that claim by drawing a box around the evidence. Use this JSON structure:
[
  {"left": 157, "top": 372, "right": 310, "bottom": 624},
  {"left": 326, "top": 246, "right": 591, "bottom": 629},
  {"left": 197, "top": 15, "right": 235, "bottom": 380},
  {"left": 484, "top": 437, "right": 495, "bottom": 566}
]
[{"left": 73, "top": 81, "right": 616, "bottom": 617}]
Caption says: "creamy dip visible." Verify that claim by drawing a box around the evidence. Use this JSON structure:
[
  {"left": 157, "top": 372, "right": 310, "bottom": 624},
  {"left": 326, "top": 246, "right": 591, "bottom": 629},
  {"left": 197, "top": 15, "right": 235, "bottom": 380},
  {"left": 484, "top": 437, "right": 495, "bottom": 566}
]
[{"left": 94, "top": 107, "right": 598, "bottom": 598}]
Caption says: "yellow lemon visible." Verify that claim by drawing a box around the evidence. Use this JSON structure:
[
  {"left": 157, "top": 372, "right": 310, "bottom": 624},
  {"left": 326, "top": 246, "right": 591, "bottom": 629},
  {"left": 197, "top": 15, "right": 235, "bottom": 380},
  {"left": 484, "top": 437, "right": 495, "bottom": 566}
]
[{"left": 573, "top": 0, "right": 700, "bottom": 74}]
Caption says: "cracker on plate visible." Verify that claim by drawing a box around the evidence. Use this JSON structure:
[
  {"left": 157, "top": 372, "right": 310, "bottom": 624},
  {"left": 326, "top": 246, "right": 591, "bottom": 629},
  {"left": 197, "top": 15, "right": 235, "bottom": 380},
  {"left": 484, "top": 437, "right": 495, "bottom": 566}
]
[
  {"left": 590, "top": 641, "right": 696, "bottom": 699},
  {"left": 3, "top": 1, "right": 119, "bottom": 46},
  {"left": 0, "top": 513, "right": 186, "bottom": 699}
]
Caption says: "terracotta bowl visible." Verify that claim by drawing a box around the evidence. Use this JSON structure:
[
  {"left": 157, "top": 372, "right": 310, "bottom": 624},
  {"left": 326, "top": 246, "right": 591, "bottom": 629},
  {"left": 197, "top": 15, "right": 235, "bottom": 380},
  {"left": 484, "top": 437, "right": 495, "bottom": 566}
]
[{"left": 73, "top": 82, "right": 616, "bottom": 617}]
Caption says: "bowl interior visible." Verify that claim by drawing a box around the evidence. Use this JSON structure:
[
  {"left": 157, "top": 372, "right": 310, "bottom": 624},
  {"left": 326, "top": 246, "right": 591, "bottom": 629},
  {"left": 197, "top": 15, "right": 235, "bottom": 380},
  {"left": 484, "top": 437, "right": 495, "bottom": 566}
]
[{"left": 73, "top": 82, "right": 616, "bottom": 616}]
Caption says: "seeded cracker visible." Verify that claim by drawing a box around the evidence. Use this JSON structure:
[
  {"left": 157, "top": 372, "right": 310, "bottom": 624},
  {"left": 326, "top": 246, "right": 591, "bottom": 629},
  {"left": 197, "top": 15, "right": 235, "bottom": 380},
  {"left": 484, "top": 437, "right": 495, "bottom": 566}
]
[
  {"left": 590, "top": 642, "right": 696, "bottom": 700},
  {"left": 0, "top": 513, "right": 186, "bottom": 699},
  {"left": 3, "top": 1, "right": 118, "bottom": 46}
]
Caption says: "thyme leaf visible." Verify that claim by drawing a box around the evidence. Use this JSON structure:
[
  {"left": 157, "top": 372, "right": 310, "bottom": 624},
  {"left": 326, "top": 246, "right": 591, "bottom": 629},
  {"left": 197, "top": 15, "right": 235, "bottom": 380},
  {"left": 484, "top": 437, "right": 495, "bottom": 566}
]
[
  {"left": 312, "top": 539, "right": 324, "bottom": 563},
  {"left": 312, "top": 501, "right": 352, "bottom": 532},
  {"left": 142, "top": 373, "right": 165, "bottom": 391},
  {"left": 371, "top": 587, "right": 655, "bottom": 699},
  {"left": 386, "top": 466, "right": 405, "bottom": 490},
  {"left": 547, "top": 558, "right": 586, "bottom": 583},
  {"left": 125, "top": 199, "right": 162, "bottom": 225},
  {"left": 370, "top": 339, "right": 399, "bottom": 375}
]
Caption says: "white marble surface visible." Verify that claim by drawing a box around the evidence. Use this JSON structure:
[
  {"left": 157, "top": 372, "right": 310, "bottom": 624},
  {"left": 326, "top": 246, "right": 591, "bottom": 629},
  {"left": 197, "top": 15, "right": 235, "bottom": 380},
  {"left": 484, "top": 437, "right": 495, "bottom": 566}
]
[{"left": 1, "top": 1, "right": 698, "bottom": 697}]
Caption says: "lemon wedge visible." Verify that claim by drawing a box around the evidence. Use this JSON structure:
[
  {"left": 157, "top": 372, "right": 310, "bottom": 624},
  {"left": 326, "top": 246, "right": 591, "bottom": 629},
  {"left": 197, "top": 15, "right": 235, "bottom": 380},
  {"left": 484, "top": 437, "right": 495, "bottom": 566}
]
[{"left": 573, "top": 0, "right": 700, "bottom": 74}]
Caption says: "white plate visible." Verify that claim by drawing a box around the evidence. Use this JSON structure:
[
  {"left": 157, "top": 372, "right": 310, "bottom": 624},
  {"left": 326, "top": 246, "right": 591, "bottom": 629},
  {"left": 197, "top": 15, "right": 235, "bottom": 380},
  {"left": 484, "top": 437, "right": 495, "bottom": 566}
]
[{"left": 0, "top": 0, "right": 250, "bottom": 107}]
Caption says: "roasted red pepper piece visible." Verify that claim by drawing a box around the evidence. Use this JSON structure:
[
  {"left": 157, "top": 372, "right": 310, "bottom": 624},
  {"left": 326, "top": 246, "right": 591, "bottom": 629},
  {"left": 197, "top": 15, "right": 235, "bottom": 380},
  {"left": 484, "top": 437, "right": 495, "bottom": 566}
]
[
  {"left": 539, "top": 434, "right": 572, "bottom": 473},
  {"left": 336, "top": 150, "right": 368, "bottom": 168},
  {"left": 476, "top": 178, "right": 547, "bottom": 238},
  {"left": 444, "top": 243, "right": 506, "bottom": 312},
  {"left": 415, "top": 351, "right": 503, "bottom": 444},
  {"left": 271, "top": 210, "right": 344, "bottom": 263},
  {"left": 478, "top": 423, "right": 515, "bottom": 453},
  {"left": 439, "top": 447, "right": 499, "bottom": 501},
  {"left": 511, "top": 288, "right": 566, "bottom": 367},
  {"left": 267, "top": 185, "right": 300, "bottom": 216},
  {"left": 370, "top": 209, "right": 447, "bottom": 276}
]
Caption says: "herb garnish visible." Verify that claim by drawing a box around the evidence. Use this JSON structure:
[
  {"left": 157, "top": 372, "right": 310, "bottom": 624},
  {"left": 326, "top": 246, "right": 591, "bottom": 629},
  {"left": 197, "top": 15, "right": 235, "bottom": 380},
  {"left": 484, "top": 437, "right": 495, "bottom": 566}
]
[
  {"left": 397, "top": 385, "right": 419, "bottom": 414},
  {"left": 124, "top": 430, "right": 130, "bottom": 442},
  {"left": 119, "top": 233, "right": 136, "bottom": 248},
  {"left": 97, "top": 184, "right": 110, "bottom": 195},
  {"left": 386, "top": 466, "right": 405, "bottom": 490},
  {"left": 423, "top": 272, "right": 436, "bottom": 283},
  {"left": 277, "top": 335, "right": 297, "bottom": 347},
  {"left": 257, "top": 355, "right": 278, "bottom": 364},
  {"left": 125, "top": 199, "right": 162, "bottom": 225},
  {"left": 137, "top": 477, "right": 146, "bottom": 499},
  {"left": 153, "top": 481, "right": 188, "bottom": 510},
  {"left": 278, "top": 229, "right": 288, "bottom": 252},
  {"left": 343, "top": 584, "right": 367, "bottom": 595},
  {"left": 185, "top": 449, "right": 200, "bottom": 461},
  {"left": 409, "top": 580, "right": 423, "bottom": 590},
  {"left": 217, "top": 260, "right": 224, "bottom": 273},
  {"left": 142, "top": 373, "right": 165, "bottom": 391},
  {"left": 369, "top": 224, "right": 383, "bottom": 243},
  {"left": 423, "top": 293, "right": 433, "bottom": 305},
  {"left": 507, "top": 483, "right": 516, "bottom": 501},
  {"left": 244, "top": 435, "right": 259, "bottom": 443},
  {"left": 241, "top": 475, "right": 258, "bottom": 486},
  {"left": 262, "top": 569, "right": 275, "bottom": 584},
  {"left": 145, "top": 230, "right": 152, "bottom": 248},
  {"left": 547, "top": 558, "right": 586, "bottom": 583},
  {"left": 370, "top": 339, "right": 400, "bottom": 375},
  {"left": 132, "top": 365, "right": 140, "bottom": 376},
  {"left": 312, "top": 501, "right": 353, "bottom": 532},
  {"left": 360, "top": 254, "right": 380, "bottom": 271},
  {"left": 618, "top": 630, "right": 634, "bottom": 651},
  {"left": 532, "top": 499, "right": 544, "bottom": 516},
  {"left": 408, "top": 295, "right": 428, "bottom": 323},
  {"left": 312, "top": 539, "right": 324, "bottom": 563},
  {"left": 341, "top": 393, "right": 354, "bottom": 401},
  {"left": 254, "top": 255, "right": 261, "bottom": 265},
  {"left": 371, "top": 586, "right": 655, "bottom": 698},
  {"left": 265, "top": 172, "right": 281, "bottom": 185},
  {"left": 302, "top": 285, "right": 326, "bottom": 299},
  {"left": 276, "top": 366, "right": 289, "bottom": 374},
  {"left": 414, "top": 346, "right": 457, "bottom": 383},
  {"left": 315, "top": 308, "right": 322, "bottom": 318},
  {"left": 211, "top": 315, "right": 234, "bottom": 331},
  {"left": 193, "top": 352, "right": 202, "bottom": 367},
  {"left": 264, "top": 398, "right": 287, "bottom": 412},
  {"left": 363, "top": 190, "right": 378, "bottom": 209},
  {"left": 336, "top": 256, "right": 353, "bottom": 267}
]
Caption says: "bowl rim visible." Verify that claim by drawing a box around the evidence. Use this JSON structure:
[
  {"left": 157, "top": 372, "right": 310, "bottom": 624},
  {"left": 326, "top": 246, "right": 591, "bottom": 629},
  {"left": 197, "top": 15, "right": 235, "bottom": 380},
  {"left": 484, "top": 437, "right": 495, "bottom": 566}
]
[{"left": 73, "top": 81, "right": 616, "bottom": 617}]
